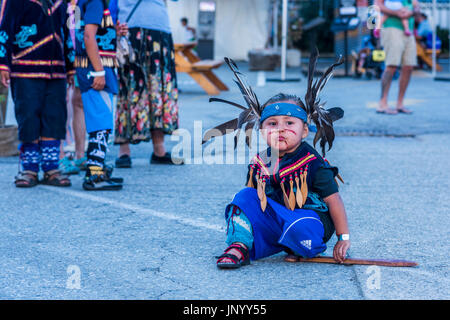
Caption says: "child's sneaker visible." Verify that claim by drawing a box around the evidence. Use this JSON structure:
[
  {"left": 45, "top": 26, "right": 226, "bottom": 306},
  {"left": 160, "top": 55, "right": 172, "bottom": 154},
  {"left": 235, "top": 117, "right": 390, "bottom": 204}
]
[{"left": 59, "top": 157, "right": 80, "bottom": 175}]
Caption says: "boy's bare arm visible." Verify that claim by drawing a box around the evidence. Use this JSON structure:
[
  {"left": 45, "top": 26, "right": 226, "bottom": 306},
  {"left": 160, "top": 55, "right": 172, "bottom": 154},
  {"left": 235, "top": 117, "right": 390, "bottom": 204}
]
[
  {"left": 323, "top": 192, "right": 351, "bottom": 262},
  {"left": 84, "top": 23, "right": 105, "bottom": 91}
]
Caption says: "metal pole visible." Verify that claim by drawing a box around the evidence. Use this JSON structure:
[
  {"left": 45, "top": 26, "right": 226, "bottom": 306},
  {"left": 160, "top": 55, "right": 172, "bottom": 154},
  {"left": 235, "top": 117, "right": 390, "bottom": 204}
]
[
  {"left": 281, "top": 0, "right": 287, "bottom": 81},
  {"left": 344, "top": 30, "right": 349, "bottom": 76},
  {"left": 273, "top": 0, "right": 279, "bottom": 49},
  {"left": 432, "top": 0, "right": 437, "bottom": 77}
]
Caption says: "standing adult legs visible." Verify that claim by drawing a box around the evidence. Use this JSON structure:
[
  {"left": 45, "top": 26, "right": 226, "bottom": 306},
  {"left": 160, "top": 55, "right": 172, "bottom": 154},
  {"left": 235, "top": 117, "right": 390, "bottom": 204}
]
[
  {"left": 396, "top": 65, "right": 413, "bottom": 113},
  {"left": 377, "top": 65, "right": 398, "bottom": 114}
]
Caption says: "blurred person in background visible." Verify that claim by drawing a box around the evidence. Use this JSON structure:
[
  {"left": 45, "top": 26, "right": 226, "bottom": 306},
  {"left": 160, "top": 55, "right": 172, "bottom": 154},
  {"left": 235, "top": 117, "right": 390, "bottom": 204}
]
[
  {"left": 376, "top": 0, "right": 419, "bottom": 115},
  {"left": 59, "top": 0, "right": 87, "bottom": 175},
  {"left": 0, "top": 0, "right": 74, "bottom": 187},
  {"left": 114, "top": 0, "right": 183, "bottom": 168},
  {"left": 180, "top": 17, "right": 196, "bottom": 43},
  {"left": 74, "top": 0, "right": 124, "bottom": 190}
]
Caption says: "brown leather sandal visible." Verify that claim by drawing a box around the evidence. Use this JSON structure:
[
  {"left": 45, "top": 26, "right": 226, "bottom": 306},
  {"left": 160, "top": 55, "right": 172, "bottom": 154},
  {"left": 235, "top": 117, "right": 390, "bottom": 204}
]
[
  {"left": 15, "top": 171, "right": 39, "bottom": 188},
  {"left": 41, "top": 169, "right": 71, "bottom": 187}
]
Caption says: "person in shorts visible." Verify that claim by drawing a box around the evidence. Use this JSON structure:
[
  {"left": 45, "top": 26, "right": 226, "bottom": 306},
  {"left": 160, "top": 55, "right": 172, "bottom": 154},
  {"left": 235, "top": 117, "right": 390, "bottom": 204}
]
[{"left": 375, "top": 0, "right": 419, "bottom": 115}]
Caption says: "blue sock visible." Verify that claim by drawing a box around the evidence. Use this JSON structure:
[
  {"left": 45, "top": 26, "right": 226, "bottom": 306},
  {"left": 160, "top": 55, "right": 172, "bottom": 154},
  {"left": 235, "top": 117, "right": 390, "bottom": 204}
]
[
  {"left": 19, "top": 143, "right": 40, "bottom": 173},
  {"left": 39, "top": 140, "right": 60, "bottom": 172}
]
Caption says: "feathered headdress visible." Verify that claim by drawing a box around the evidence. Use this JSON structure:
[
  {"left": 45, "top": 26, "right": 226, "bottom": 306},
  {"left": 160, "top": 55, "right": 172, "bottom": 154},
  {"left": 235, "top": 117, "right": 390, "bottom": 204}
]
[{"left": 202, "top": 48, "right": 345, "bottom": 156}]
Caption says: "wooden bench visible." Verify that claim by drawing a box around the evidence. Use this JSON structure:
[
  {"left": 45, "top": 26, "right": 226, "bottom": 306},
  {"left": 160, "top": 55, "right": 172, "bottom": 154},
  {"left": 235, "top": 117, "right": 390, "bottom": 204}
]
[
  {"left": 416, "top": 40, "right": 442, "bottom": 71},
  {"left": 174, "top": 42, "right": 229, "bottom": 96}
]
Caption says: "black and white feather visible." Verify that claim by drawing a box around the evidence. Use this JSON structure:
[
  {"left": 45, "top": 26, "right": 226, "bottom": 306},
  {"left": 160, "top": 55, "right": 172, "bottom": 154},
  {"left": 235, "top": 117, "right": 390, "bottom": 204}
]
[
  {"left": 202, "top": 51, "right": 345, "bottom": 155},
  {"left": 304, "top": 48, "right": 345, "bottom": 156},
  {"left": 202, "top": 58, "right": 263, "bottom": 148}
]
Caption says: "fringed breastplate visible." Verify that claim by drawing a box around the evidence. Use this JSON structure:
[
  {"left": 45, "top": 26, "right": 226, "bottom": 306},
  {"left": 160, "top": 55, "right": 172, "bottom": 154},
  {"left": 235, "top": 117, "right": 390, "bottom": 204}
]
[
  {"left": 246, "top": 142, "right": 339, "bottom": 212},
  {"left": 75, "top": 6, "right": 117, "bottom": 68}
]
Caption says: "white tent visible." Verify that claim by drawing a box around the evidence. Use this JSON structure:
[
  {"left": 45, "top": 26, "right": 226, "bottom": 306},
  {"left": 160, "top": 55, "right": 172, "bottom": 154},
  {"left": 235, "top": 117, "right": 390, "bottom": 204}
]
[{"left": 167, "top": 0, "right": 270, "bottom": 61}]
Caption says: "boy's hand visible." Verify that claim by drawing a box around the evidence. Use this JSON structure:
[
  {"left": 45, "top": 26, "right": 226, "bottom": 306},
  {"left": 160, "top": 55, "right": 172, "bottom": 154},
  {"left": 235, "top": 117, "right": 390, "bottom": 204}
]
[
  {"left": 1, "top": 70, "right": 10, "bottom": 88},
  {"left": 333, "top": 240, "right": 351, "bottom": 263},
  {"left": 91, "top": 75, "right": 105, "bottom": 91}
]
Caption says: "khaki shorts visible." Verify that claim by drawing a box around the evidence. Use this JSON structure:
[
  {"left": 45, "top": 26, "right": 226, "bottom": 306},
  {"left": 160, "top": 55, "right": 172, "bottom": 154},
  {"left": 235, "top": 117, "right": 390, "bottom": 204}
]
[{"left": 381, "top": 27, "right": 417, "bottom": 66}]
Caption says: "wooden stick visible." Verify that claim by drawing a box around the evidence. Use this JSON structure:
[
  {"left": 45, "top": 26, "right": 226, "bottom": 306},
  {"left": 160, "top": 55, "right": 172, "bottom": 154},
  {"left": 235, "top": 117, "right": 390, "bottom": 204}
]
[{"left": 286, "top": 255, "right": 418, "bottom": 267}]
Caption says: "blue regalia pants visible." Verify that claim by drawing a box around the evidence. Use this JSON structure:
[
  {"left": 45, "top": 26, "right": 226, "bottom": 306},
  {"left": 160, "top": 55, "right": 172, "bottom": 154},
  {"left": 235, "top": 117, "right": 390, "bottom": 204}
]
[{"left": 225, "top": 188, "right": 327, "bottom": 260}]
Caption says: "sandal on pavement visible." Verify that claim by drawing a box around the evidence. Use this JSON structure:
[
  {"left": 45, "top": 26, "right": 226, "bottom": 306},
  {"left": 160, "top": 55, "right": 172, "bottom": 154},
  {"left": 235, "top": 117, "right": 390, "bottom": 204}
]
[
  {"left": 41, "top": 169, "right": 71, "bottom": 187},
  {"left": 74, "top": 157, "right": 87, "bottom": 171},
  {"left": 15, "top": 171, "right": 39, "bottom": 188},
  {"left": 376, "top": 108, "right": 398, "bottom": 115},
  {"left": 216, "top": 243, "right": 250, "bottom": 269},
  {"left": 59, "top": 157, "right": 80, "bottom": 175},
  {"left": 105, "top": 164, "right": 124, "bottom": 184},
  {"left": 82, "top": 172, "right": 123, "bottom": 191},
  {"left": 397, "top": 107, "right": 413, "bottom": 114}
]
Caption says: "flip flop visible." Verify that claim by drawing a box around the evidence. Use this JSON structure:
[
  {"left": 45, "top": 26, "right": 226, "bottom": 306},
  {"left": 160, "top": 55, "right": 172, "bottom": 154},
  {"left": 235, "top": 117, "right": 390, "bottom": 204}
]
[
  {"left": 376, "top": 108, "right": 398, "bottom": 115},
  {"left": 397, "top": 107, "right": 413, "bottom": 114}
]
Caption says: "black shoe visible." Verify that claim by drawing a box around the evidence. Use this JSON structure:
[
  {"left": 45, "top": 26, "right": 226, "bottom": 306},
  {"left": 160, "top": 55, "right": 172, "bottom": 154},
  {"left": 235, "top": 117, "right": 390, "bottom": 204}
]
[
  {"left": 82, "top": 174, "right": 123, "bottom": 191},
  {"left": 150, "top": 152, "right": 184, "bottom": 165},
  {"left": 105, "top": 164, "right": 124, "bottom": 184},
  {"left": 115, "top": 154, "right": 132, "bottom": 168}
]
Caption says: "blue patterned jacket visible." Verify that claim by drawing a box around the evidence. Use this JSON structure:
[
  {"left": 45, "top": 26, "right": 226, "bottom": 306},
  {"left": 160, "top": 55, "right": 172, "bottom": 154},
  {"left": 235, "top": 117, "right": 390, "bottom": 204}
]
[{"left": 0, "top": 0, "right": 74, "bottom": 79}]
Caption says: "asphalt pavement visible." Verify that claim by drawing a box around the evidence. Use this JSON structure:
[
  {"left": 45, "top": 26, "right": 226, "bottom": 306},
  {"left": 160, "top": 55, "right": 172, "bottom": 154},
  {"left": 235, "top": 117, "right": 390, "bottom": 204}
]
[{"left": 0, "top": 62, "right": 449, "bottom": 300}]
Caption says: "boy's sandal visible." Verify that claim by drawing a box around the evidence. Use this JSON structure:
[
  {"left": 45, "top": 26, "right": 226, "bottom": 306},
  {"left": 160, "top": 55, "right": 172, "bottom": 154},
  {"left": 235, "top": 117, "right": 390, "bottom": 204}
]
[
  {"left": 15, "top": 171, "right": 39, "bottom": 188},
  {"left": 41, "top": 169, "right": 71, "bottom": 187},
  {"left": 216, "top": 243, "right": 250, "bottom": 269}
]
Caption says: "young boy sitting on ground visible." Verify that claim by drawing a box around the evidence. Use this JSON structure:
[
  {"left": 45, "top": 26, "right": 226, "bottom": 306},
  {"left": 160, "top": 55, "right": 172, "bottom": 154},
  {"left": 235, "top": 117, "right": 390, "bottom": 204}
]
[{"left": 204, "top": 52, "right": 351, "bottom": 268}]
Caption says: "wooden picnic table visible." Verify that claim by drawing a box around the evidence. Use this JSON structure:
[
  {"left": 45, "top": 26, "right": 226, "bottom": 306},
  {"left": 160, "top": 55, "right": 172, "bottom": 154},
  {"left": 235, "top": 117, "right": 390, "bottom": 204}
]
[
  {"left": 416, "top": 39, "right": 442, "bottom": 71},
  {"left": 174, "top": 42, "right": 229, "bottom": 96}
]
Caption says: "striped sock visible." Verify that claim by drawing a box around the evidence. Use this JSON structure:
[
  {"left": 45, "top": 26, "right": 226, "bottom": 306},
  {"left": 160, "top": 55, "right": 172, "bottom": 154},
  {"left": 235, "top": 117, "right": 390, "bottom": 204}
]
[
  {"left": 39, "top": 140, "right": 60, "bottom": 172},
  {"left": 19, "top": 143, "right": 40, "bottom": 173}
]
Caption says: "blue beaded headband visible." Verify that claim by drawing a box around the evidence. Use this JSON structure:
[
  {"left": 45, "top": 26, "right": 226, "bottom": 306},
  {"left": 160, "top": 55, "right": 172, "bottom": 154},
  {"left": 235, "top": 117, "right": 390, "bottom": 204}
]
[{"left": 260, "top": 102, "right": 317, "bottom": 132}]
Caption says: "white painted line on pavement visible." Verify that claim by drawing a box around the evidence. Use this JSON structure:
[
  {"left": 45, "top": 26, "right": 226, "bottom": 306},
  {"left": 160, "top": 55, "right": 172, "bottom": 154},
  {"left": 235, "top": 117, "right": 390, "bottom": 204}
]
[{"left": 41, "top": 186, "right": 224, "bottom": 232}]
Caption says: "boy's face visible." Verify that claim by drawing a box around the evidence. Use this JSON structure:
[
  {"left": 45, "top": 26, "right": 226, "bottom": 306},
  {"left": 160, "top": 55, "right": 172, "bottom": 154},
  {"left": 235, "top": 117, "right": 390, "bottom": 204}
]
[{"left": 261, "top": 115, "right": 308, "bottom": 156}]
